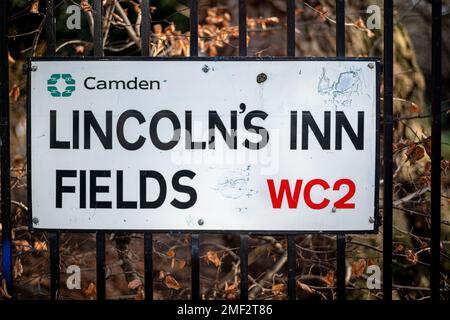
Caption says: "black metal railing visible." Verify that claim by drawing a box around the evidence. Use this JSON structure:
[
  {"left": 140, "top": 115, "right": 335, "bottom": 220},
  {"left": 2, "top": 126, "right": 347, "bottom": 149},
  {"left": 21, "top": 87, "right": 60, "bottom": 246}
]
[
  {"left": 382, "top": 0, "right": 393, "bottom": 301},
  {"left": 0, "top": 0, "right": 442, "bottom": 301}
]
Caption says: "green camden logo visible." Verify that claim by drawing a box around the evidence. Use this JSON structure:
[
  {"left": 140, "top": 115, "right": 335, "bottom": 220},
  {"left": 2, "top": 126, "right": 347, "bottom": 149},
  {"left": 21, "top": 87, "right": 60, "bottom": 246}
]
[{"left": 47, "top": 73, "right": 76, "bottom": 97}]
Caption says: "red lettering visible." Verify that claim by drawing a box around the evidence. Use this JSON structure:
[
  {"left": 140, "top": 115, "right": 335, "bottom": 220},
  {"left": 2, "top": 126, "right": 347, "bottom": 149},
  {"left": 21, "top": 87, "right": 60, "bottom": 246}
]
[
  {"left": 267, "top": 179, "right": 303, "bottom": 209},
  {"left": 304, "top": 179, "right": 330, "bottom": 209},
  {"left": 333, "top": 179, "right": 356, "bottom": 209}
]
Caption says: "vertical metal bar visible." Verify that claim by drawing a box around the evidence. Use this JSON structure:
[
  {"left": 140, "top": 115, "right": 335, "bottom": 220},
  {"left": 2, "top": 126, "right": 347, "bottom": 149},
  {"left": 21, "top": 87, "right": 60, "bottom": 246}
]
[
  {"left": 286, "top": 0, "right": 295, "bottom": 57},
  {"left": 144, "top": 233, "right": 153, "bottom": 300},
  {"left": 191, "top": 234, "right": 200, "bottom": 300},
  {"left": 49, "top": 233, "right": 60, "bottom": 299},
  {"left": 96, "top": 233, "right": 106, "bottom": 300},
  {"left": 239, "top": 235, "right": 249, "bottom": 300},
  {"left": 93, "top": 0, "right": 103, "bottom": 57},
  {"left": 336, "top": 234, "right": 346, "bottom": 300},
  {"left": 189, "top": 1, "right": 200, "bottom": 301},
  {"left": 237, "top": 0, "right": 249, "bottom": 301},
  {"left": 286, "top": 0, "right": 297, "bottom": 301},
  {"left": 141, "top": 0, "right": 151, "bottom": 56},
  {"left": 383, "top": 0, "right": 393, "bottom": 302},
  {"left": 45, "top": 0, "right": 56, "bottom": 56},
  {"left": 239, "top": 0, "right": 247, "bottom": 56},
  {"left": 0, "top": 0, "right": 13, "bottom": 295},
  {"left": 431, "top": 0, "right": 442, "bottom": 301},
  {"left": 140, "top": 1, "right": 153, "bottom": 301},
  {"left": 335, "top": 0, "right": 346, "bottom": 301},
  {"left": 189, "top": 0, "right": 198, "bottom": 56},
  {"left": 287, "top": 235, "right": 297, "bottom": 300},
  {"left": 92, "top": 0, "right": 105, "bottom": 300},
  {"left": 45, "top": 0, "right": 60, "bottom": 300},
  {"left": 335, "top": 0, "right": 345, "bottom": 56}
]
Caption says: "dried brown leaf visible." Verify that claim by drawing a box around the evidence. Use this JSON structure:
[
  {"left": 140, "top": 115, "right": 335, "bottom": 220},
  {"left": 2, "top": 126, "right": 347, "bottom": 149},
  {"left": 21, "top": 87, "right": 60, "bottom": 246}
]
[
  {"left": 128, "top": 279, "right": 143, "bottom": 290},
  {"left": 134, "top": 287, "right": 145, "bottom": 300},
  {"left": 75, "top": 45, "right": 85, "bottom": 55},
  {"left": 167, "top": 249, "right": 176, "bottom": 258},
  {"left": 406, "top": 249, "right": 418, "bottom": 264},
  {"left": 297, "top": 281, "right": 314, "bottom": 294},
  {"left": 164, "top": 275, "right": 181, "bottom": 290},
  {"left": 80, "top": 0, "right": 92, "bottom": 12},
  {"left": 351, "top": 259, "right": 366, "bottom": 278},
  {"left": 9, "top": 84, "right": 20, "bottom": 102},
  {"left": 419, "top": 174, "right": 431, "bottom": 187},
  {"left": 30, "top": 0, "right": 39, "bottom": 14},
  {"left": 224, "top": 281, "right": 238, "bottom": 294},
  {"left": 366, "top": 29, "right": 375, "bottom": 38},
  {"left": 14, "top": 240, "right": 31, "bottom": 252},
  {"left": 354, "top": 17, "right": 366, "bottom": 29},
  {"left": 406, "top": 144, "right": 425, "bottom": 163},
  {"left": 206, "top": 251, "right": 221, "bottom": 267},
  {"left": 8, "top": 52, "right": 15, "bottom": 64},
  {"left": 271, "top": 283, "right": 285, "bottom": 295},
  {"left": 410, "top": 102, "right": 420, "bottom": 113},
  {"left": 34, "top": 241, "right": 48, "bottom": 252},
  {"left": 13, "top": 258, "right": 23, "bottom": 279},
  {"left": 323, "top": 271, "right": 335, "bottom": 286},
  {"left": 84, "top": 282, "right": 97, "bottom": 299}
]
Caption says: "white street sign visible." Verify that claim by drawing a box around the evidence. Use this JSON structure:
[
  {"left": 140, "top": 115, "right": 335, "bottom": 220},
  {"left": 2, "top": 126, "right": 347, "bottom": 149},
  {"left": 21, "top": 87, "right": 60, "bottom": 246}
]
[{"left": 29, "top": 59, "right": 379, "bottom": 231}]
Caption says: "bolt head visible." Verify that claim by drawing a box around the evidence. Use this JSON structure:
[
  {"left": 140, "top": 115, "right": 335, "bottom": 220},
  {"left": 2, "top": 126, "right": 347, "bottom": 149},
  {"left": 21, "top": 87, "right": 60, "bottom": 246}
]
[
  {"left": 32, "top": 217, "right": 39, "bottom": 225},
  {"left": 256, "top": 73, "right": 267, "bottom": 83},
  {"left": 368, "top": 63, "right": 375, "bottom": 69},
  {"left": 331, "top": 207, "right": 337, "bottom": 213},
  {"left": 198, "top": 219, "right": 204, "bottom": 226},
  {"left": 202, "top": 65, "right": 210, "bottom": 73}
]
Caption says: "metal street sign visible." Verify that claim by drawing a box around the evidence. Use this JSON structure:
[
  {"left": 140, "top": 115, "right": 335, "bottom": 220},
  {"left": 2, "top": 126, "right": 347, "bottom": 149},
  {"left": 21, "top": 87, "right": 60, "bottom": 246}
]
[{"left": 28, "top": 58, "right": 379, "bottom": 232}]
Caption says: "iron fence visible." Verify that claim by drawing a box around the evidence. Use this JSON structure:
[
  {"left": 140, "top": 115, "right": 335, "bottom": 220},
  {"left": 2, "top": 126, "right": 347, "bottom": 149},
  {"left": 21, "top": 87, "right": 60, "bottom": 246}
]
[{"left": 0, "top": 0, "right": 443, "bottom": 301}]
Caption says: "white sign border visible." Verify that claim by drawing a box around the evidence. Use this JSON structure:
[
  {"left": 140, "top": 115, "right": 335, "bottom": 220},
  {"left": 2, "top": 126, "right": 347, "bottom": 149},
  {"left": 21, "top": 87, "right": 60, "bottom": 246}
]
[{"left": 27, "top": 57, "right": 380, "bottom": 234}]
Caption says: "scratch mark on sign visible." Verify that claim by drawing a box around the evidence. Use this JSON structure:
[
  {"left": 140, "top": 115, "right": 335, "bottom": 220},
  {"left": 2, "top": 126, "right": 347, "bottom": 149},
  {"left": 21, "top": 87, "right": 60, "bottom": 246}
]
[
  {"left": 212, "top": 165, "right": 258, "bottom": 199},
  {"left": 318, "top": 67, "right": 362, "bottom": 108},
  {"left": 185, "top": 215, "right": 195, "bottom": 227}
]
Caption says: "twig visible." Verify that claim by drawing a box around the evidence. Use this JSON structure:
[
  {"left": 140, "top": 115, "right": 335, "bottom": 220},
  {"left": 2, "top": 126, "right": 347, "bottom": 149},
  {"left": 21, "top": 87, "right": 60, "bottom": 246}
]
[
  {"left": 393, "top": 187, "right": 430, "bottom": 206},
  {"left": 248, "top": 252, "right": 287, "bottom": 299},
  {"left": 11, "top": 200, "right": 28, "bottom": 211},
  {"left": 347, "top": 240, "right": 382, "bottom": 253},
  {"left": 56, "top": 40, "right": 90, "bottom": 53},
  {"left": 394, "top": 205, "right": 450, "bottom": 226},
  {"left": 114, "top": 0, "right": 141, "bottom": 49}
]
